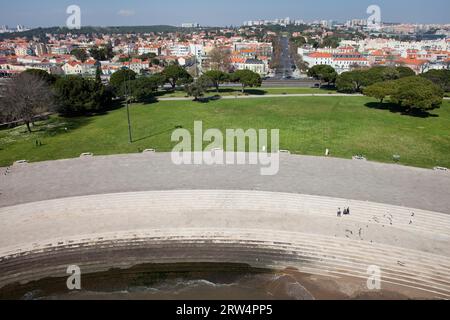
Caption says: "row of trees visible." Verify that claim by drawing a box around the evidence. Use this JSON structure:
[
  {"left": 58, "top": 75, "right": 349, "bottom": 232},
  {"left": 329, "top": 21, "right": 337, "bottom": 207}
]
[
  {"left": 335, "top": 66, "right": 416, "bottom": 93},
  {"left": 109, "top": 66, "right": 262, "bottom": 102},
  {"left": 364, "top": 69, "right": 449, "bottom": 101},
  {"left": 306, "top": 64, "right": 447, "bottom": 112},
  {"left": 0, "top": 68, "right": 115, "bottom": 131},
  {"left": 0, "top": 64, "right": 263, "bottom": 132},
  {"left": 307, "top": 65, "right": 418, "bottom": 91},
  {"left": 185, "top": 70, "right": 263, "bottom": 101}
]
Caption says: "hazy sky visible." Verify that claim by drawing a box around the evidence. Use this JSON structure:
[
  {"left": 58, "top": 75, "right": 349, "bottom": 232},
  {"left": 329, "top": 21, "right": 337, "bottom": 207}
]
[{"left": 1, "top": 0, "right": 449, "bottom": 28}]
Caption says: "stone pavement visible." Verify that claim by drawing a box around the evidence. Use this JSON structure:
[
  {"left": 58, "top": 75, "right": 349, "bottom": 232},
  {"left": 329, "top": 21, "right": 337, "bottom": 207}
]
[{"left": 1, "top": 153, "right": 449, "bottom": 213}]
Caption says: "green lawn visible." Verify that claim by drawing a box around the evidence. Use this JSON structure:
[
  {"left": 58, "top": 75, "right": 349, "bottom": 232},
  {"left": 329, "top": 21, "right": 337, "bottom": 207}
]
[
  {"left": 1, "top": 96, "right": 449, "bottom": 169},
  {"left": 157, "top": 86, "right": 336, "bottom": 98}
]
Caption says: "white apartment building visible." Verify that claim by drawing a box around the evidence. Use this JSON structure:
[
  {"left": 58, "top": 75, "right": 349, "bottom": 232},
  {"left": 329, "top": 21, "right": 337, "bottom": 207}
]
[
  {"left": 232, "top": 58, "right": 268, "bottom": 76},
  {"left": 341, "top": 38, "right": 450, "bottom": 53},
  {"left": 302, "top": 50, "right": 369, "bottom": 74},
  {"left": 189, "top": 44, "right": 205, "bottom": 59},
  {"left": 62, "top": 60, "right": 97, "bottom": 76},
  {"left": 14, "top": 46, "right": 33, "bottom": 56},
  {"left": 137, "top": 45, "right": 161, "bottom": 56}
]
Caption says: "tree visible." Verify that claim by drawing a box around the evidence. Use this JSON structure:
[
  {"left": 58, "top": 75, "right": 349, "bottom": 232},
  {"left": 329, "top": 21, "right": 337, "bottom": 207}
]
[
  {"left": 363, "top": 81, "right": 397, "bottom": 103},
  {"left": 54, "top": 76, "right": 112, "bottom": 116},
  {"left": 89, "top": 43, "right": 113, "bottom": 61},
  {"left": 110, "top": 69, "right": 137, "bottom": 93},
  {"left": 336, "top": 66, "right": 417, "bottom": 93},
  {"left": 203, "top": 70, "right": 229, "bottom": 92},
  {"left": 162, "top": 64, "right": 192, "bottom": 89},
  {"left": 208, "top": 47, "right": 231, "bottom": 72},
  {"left": 336, "top": 70, "right": 368, "bottom": 93},
  {"left": 320, "top": 36, "right": 340, "bottom": 48},
  {"left": 122, "top": 76, "right": 160, "bottom": 102},
  {"left": 138, "top": 52, "right": 156, "bottom": 60},
  {"left": 22, "top": 69, "right": 57, "bottom": 85},
  {"left": 95, "top": 65, "right": 102, "bottom": 84},
  {"left": 184, "top": 80, "right": 208, "bottom": 101},
  {"left": 0, "top": 73, "right": 54, "bottom": 132},
  {"left": 307, "top": 65, "right": 337, "bottom": 87},
  {"left": 365, "top": 66, "right": 398, "bottom": 83},
  {"left": 390, "top": 76, "right": 443, "bottom": 112},
  {"left": 151, "top": 73, "right": 167, "bottom": 89},
  {"left": 420, "top": 69, "right": 450, "bottom": 92},
  {"left": 380, "top": 67, "right": 400, "bottom": 81},
  {"left": 70, "top": 48, "right": 88, "bottom": 62},
  {"left": 230, "top": 70, "right": 262, "bottom": 93},
  {"left": 396, "top": 66, "right": 415, "bottom": 78}
]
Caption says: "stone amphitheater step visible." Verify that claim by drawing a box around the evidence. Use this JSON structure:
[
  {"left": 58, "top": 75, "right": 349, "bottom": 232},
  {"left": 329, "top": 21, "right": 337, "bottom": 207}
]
[
  {"left": 1, "top": 229, "right": 450, "bottom": 298},
  {"left": 2, "top": 191, "right": 450, "bottom": 237},
  {"left": 1, "top": 191, "right": 449, "bottom": 298}
]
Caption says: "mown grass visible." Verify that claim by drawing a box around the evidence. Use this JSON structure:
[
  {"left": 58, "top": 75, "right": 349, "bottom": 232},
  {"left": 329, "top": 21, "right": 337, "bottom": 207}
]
[
  {"left": 157, "top": 86, "right": 336, "bottom": 98},
  {"left": 1, "top": 96, "right": 449, "bottom": 169}
]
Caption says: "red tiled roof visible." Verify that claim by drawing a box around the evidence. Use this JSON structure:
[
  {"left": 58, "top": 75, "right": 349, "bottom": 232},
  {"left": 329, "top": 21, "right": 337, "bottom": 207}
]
[
  {"left": 396, "top": 58, "right": 428, "bottom": 65},
  {"left": 334, "top": 57, "right": 368, "bottom": 61},
  {"left": 309, "top": 52, "right": 332, "bottom": 58},
  {"left": 231, "top": 57, "right": 246, "bottom": 63}
]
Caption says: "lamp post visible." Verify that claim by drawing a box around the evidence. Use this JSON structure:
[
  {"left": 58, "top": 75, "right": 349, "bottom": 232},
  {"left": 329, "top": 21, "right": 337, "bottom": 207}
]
[{"left": 125, "top": 43, "right": 133, "bottom": 143}]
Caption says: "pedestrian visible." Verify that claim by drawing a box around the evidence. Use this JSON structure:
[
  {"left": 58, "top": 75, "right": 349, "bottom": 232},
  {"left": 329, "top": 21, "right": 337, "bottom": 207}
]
[
  {"left": 347, "top": 207, "right": 350, "bottom": 215},
  {"left": 337, "top": 208, "right": 342, "bottom": 217}
]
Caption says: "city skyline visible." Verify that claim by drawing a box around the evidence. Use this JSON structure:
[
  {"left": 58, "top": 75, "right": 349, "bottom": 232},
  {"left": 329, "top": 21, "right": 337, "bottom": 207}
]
[{"left": 1, "top": 0, "right": 449, "bottom": 29}]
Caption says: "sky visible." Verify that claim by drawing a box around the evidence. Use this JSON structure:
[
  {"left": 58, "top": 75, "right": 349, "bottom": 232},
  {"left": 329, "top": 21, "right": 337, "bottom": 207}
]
[{"left": 1, "top": 0, "right": 449, "bottom": 28}]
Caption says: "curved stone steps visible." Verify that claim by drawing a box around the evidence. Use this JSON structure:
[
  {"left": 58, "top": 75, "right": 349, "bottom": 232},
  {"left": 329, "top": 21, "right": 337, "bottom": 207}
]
[
  {"left": 2, "top": 191, "right": 450, "bottom": 238},
  {"left": 1, "top": 229, "right": 449, "bottom": 298},
  {"left": 1, "top": 191, "right": 449, "bottom": 299}
]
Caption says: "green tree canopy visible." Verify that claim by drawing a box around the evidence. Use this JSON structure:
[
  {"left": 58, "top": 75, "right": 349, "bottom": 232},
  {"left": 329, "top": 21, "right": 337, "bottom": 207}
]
[
  {"left": 54, "top": 76, "right": 112, "bottom": 116},
  {"left": 390, "top": 76, "right": 444, "bottom": 111},
  {"left": 121, "top": 75, "right": 161, "bottom": 102},
  {"left": 184, "top": 80, "right": 209, "bottom": 101},
  {"left": 203, "top": 70, "right": 229, "bottom": 92},
  {"left": 335, "top": 70, "right": 369, "bottom": 93},
  {"left": 109, "top": 69, "right": 137, "bottom": 93},
  {"left": 336, "top": 66, "right": 415, "bottom": 93},
  {"left": 89, "top": 43, "right": 113, "bottom": 61},
  {"left": 420, "top": 69, "right": 450, "bottom": 92},
  {"left": 320, "top": 36, "right": 340, "bottom": 48},
  {"left": 230, "top": 70, "right": 262, "bottom": 93},
  {"left": 363, "top": 81, "right": 398, "bottom": 103},
  {"left": 396, "top": 66, "right": 416, "bottom": 78},
  {"left": 308, "top": 65, "right": 337, "bottom": 86},
  {"left": 70, "top": 48, "right": 88, "bottom": 62},
  {"left": 162, "top": 64, "right": 192, "bottom": 89}
]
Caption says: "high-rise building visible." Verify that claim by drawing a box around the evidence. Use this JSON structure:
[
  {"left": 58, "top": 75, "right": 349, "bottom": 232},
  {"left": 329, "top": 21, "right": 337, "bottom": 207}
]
[
  {"left": 34, "top": 43, "right": 49, "bottom": 56},
  {"left": 181, "top": 23, "right": 199, "bottom": 28}
]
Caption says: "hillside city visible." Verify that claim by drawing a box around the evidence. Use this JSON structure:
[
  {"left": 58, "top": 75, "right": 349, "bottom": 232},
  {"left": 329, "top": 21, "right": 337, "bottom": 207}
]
[
  {"left": 1, "top": 4, "right": 450, "bottom": 304},
  {"left": 0, "top": 19, "right": 449, "bottom": 81}
]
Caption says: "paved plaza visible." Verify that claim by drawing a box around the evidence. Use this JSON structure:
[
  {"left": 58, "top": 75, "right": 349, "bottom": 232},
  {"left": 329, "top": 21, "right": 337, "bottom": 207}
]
[
  {"left": 1, "top": 153, "right": 450, "bottom": 298},
  {"left": 1, "top": 153, "right": 449, "bottom": 213}
]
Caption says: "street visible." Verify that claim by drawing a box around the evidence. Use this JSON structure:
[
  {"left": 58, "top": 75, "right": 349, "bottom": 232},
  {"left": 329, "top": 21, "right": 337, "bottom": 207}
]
[{"left": 274, "top": 36, "right": 295, "bottom": 80}]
